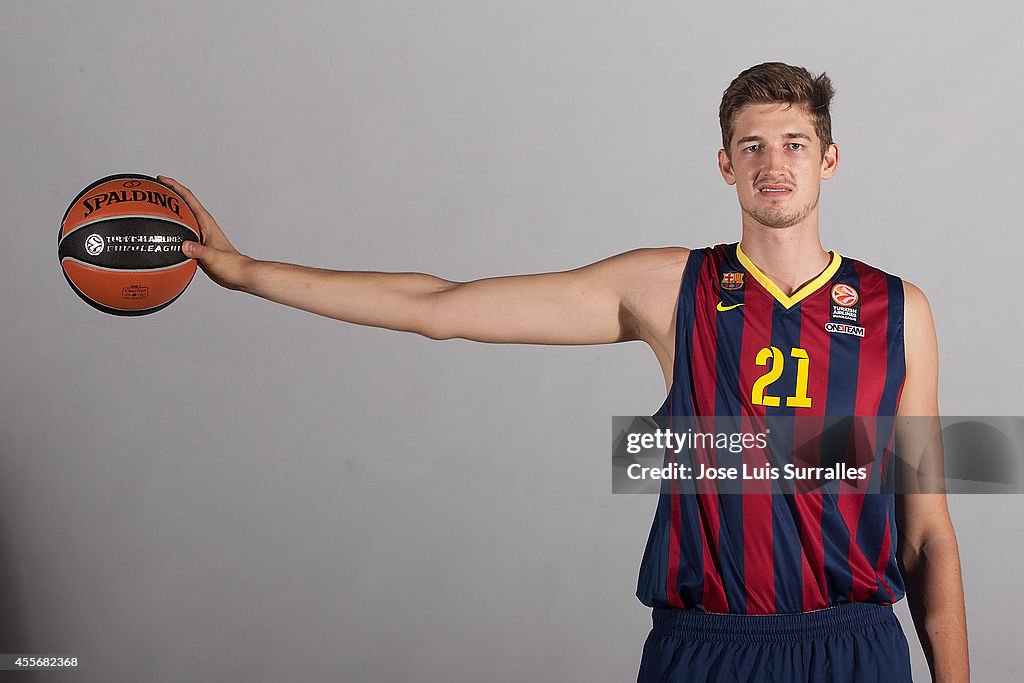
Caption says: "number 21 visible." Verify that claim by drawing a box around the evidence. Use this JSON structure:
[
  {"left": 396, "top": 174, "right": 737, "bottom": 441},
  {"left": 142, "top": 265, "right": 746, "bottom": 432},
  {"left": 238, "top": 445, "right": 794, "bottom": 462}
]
[{"left": 751, "top": 346, "right": 812, "bottom": 408}]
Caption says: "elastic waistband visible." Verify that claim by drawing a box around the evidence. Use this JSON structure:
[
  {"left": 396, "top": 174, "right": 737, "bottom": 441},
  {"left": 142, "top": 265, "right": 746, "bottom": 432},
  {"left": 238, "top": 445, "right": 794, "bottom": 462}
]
[{"left": 651, "top": 602, "right": 896, "bottom": 643}]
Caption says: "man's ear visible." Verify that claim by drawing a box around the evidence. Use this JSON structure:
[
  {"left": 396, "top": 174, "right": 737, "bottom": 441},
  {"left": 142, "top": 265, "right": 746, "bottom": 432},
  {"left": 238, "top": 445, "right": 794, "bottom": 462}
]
[
  {"left": 820, "top": 143, "right": 839, "bottom": 180},
  {"left": 718, "top": 148, "right": 736, "bottom": 186}
]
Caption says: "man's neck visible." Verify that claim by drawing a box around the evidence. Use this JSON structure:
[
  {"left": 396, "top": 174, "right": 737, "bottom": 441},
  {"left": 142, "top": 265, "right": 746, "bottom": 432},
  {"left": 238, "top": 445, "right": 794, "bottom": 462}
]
[{"left": 738, "top": 217, "right": 830, "bottom": 297}]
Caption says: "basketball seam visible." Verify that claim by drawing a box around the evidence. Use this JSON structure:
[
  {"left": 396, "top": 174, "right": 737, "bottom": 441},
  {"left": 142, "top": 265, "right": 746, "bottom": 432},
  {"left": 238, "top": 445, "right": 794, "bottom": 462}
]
[{"left": 59, "top": 256, "right": 194, "bottom": 273}]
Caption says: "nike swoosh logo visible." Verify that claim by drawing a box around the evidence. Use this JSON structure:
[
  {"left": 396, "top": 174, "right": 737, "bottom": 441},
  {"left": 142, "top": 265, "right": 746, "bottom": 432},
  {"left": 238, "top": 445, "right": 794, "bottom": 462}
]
[{"left": 716, "top": 302, "right": 744, "bottom": 312}]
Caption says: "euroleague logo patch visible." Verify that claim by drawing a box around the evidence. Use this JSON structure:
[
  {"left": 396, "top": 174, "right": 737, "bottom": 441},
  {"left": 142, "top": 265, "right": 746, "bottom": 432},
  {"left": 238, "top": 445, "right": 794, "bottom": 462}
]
[
  {"left": 831, "top": 283, "right": 859, "bottom": 307},
  {"left": 85, "top": 234, "right": 105, "bottom": 256}
]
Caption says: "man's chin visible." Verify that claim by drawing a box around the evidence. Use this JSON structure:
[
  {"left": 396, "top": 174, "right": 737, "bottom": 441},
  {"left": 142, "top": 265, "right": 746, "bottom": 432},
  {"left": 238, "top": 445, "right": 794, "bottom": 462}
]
[{"left": 744, "top": 209, "right": 803, "bottom": 230}]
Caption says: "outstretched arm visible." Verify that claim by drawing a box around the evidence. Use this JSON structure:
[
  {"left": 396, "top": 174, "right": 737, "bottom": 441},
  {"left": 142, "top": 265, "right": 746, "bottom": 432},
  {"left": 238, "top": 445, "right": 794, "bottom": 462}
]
[
  {"left": 895, "top": 281, "right": 969, "bottom": 683},
  {"left": 159, "top": 175, "right": 687, "bottom": 346}
]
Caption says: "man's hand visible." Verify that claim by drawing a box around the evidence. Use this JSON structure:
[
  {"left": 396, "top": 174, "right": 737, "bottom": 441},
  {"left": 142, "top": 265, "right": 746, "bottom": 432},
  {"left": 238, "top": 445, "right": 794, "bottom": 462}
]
[{"left": 158, "top": 175, "right": 254, "bottom": 291}]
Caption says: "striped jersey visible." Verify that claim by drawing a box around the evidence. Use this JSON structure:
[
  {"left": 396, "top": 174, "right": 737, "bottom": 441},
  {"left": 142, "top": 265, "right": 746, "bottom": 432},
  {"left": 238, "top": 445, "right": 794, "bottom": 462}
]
[{"left": 636, "top": 242, "right": 907, "bottom": 614}]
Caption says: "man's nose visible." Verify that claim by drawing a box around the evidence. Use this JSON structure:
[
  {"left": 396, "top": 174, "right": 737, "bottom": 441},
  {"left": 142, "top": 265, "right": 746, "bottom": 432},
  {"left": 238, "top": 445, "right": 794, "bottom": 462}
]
[{"left": 763, "top": 146, "right": 788, "bottom": 174}]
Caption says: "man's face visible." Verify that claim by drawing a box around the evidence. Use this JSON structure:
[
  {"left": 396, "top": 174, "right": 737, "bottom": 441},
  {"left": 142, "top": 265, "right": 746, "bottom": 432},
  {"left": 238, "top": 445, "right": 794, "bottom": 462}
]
[{"left": 717, "top": 102, "right": 839, "bottom": 230}]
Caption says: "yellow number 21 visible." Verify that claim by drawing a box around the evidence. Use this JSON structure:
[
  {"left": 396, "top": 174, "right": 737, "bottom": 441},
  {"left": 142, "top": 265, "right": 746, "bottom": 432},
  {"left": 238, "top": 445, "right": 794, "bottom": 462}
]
[{"left": 751, "top": 346, "right": 812, "bottom": 409}]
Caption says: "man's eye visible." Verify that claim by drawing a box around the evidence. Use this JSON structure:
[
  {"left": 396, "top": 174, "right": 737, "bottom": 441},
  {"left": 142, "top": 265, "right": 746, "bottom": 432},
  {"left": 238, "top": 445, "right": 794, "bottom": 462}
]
[
  {"left": 788, "top": 143, "right": 803, "bottom": 151},
  {"left": 744, "top": 144, "right": 761, "bottom": 153}
]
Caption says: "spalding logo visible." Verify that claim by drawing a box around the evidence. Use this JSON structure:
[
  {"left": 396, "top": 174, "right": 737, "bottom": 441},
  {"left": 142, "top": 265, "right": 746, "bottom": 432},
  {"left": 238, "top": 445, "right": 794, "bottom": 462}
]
[
  {"left": 123, "top": 180, "right": 142, "bottom": 188},
  {"left": 831, "top": 283, "right": 859, "bottom": 307},
  {"left": 85, "top": 234, "right": 105, "bottom": 256},
  {"left": 81, "top": 189, "right": 181, "bottom": 219}
]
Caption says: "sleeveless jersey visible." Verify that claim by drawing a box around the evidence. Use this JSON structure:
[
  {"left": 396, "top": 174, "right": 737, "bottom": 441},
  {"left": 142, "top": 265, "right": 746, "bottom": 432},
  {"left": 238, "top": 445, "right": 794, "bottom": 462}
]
[{"left": 636, "top": 242, "right": 907, "bottom": 614}]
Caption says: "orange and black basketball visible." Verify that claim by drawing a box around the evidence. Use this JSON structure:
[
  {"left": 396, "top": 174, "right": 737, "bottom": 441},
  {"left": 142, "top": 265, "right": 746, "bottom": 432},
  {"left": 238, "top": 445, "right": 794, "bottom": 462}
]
[{"left": 58, "top": 173, "right": 202, "bottom": 316}]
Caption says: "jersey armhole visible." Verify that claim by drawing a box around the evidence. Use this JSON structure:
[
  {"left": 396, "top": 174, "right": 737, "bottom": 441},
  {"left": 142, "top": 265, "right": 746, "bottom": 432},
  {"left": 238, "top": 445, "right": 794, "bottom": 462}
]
[{"left": 653, "top": 248, "right": 702, "bottom": 418}]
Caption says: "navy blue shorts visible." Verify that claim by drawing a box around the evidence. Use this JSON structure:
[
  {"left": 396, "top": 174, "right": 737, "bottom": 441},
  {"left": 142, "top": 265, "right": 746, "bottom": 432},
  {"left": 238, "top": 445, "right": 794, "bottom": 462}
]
[{"left": 637, "top": 602, "right": 913, "bottom": 683}]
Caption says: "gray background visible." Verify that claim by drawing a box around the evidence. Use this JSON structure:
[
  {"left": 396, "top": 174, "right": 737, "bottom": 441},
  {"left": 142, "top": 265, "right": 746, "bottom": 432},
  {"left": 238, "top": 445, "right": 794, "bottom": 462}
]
[{"left": 1, "top": 1, "right": 1020, "bottom": 681}]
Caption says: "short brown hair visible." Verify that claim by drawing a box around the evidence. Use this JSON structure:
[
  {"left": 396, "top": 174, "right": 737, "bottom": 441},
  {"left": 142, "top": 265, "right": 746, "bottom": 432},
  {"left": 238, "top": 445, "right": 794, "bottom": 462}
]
[{"left": 719, "top": 62, "right": 835, "bottom": 157}]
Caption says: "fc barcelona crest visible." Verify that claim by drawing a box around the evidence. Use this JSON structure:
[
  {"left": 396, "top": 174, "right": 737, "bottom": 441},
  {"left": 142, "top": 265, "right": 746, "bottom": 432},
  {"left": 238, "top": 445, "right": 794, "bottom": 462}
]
[{"left": 721, "top": 272, "right": 745, "bottom": 291}]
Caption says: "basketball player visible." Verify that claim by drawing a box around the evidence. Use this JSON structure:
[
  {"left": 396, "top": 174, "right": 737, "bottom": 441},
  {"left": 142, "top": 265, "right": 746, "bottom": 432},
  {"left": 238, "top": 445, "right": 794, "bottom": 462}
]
[{"left": 160, "top": 62, "right": 969, "bottom": 682}]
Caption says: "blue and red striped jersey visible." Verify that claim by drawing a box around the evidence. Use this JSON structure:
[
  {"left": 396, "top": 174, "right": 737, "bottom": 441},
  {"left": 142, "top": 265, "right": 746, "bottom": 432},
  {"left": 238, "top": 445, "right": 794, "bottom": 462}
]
[{"left": 636, "top": 242, "right": 907, "bottom": 614}]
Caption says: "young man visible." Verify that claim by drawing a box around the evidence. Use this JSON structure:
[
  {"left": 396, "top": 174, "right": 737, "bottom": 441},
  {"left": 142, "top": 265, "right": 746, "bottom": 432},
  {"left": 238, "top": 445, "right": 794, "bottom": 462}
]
[{"left": 160, "top": 62, "right": 968, "bottom": 682}]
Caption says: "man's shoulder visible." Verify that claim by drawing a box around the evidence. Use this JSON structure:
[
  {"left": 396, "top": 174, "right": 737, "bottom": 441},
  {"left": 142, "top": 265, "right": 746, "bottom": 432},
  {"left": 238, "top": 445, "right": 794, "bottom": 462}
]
[
  {"left": 608, "top": 248, "right": 692, "bottom": 350},
  {"left": 902, "top": 280, "right": 931, "bottom": 316}
]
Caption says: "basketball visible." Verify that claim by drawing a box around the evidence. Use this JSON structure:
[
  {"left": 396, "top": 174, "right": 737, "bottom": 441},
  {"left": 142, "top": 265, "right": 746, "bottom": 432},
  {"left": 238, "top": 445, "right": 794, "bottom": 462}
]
[{"left": 58, "top": 173, "right": 202, "bottom": 316}]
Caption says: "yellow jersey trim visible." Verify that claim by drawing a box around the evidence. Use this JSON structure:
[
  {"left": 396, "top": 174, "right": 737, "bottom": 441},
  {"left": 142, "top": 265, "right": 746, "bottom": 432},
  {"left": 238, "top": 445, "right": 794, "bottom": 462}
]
[{"left": 736, "top": 243, "right": 842, "bottom": 309}]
